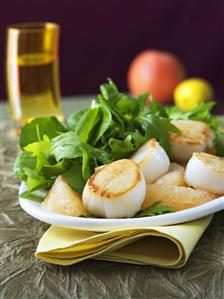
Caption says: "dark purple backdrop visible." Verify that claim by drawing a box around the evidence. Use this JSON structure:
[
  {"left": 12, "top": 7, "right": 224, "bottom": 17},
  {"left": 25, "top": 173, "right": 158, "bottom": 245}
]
[{"left": 0, "top": 0, "right": 224, "bottom": 111}]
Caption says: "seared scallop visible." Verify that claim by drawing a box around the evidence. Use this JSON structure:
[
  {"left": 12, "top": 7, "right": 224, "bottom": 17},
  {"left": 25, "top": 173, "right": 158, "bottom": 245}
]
[
  {"left": 131, "top": 138, "right": 170, "bottom": 183},
  {"left": 82, "top": 159, "right": 146, "bottom": 218},
  {"left": 170, "top": 120, "right": 213, "bottom": 162},
  {"left": 185, "top": 152, "right": 224, "bottom": 194}
]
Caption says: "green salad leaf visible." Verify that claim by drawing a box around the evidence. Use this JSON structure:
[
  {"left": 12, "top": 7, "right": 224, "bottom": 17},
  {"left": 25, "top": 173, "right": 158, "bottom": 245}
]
[
  {"left": 67, "top": 108, "right": 89, "bottom": 130},
  {"left": 136, "top": 112, "right": 179, "bottom": 155},
  {"left": 19, "top": 116, "right": 67, "bottom": 148},
  {"left": 74, "top": 107, "right": 100, "bottom": 143},
  {"left": 14, "top": 151, "right": 37, "bottom": 181},
  {"left": 108, "top": 132, "right": 145, "bottom": 160},
  {"left": 65, "top": 160, "right": 87, "bottom": 194},
  {"left": 166, "top": 101, "right": 220, "bottom": 129},
  {"left": 215, "top": 131, "right": 224, "bottom": 156},
  {"left": 91, "top": 105, "right": 112, "bottom": 145},
  {"left": 19, "top": 191, "right": 46, "bottom": 202},
  {"left": 14, "top": 79, "right": 224, "bottom": 201},
  {"left": 42, "top": 159, "right": 71, "bottom": 178},
  {"left": 149, "top": 96, "right": 168, "bottom": 117},
  {"left": 52, "top": 131, "right": 82, "bottom": 161},
  {"left": 134, "top": 202, "right": 176, "bottom": 218}
]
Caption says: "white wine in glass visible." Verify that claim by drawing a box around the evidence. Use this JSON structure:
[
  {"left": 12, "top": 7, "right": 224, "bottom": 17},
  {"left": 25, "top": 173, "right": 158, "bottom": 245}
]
[{"left": 6, "top": 23, "right": 63, "bottom": 126}]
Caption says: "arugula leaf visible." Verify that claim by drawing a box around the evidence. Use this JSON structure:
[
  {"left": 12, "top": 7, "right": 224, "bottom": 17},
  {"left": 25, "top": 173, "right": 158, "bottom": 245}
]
[
  {"left": 67, "top": 108, "right": 89, "bottom": 130},
  {"left": 135, "top": 93, "right": 149, "bottom": 112},
  {"left": 116, "top": 96, "right": 138, "bottom": 119},
  {"left": 42, "top": 159, "right": 71, "bottom": 178},
  {"left": 79, "top": 144, "right": 94, "bottom": 180},
  {"left": 65, "top": 160, "right": 86, "bottom": 193},
  {"left": 52, "top": 131, "right": 82, "bottom": 161},
  {"left": 24, "top": 168, "right": 48, "bottom": 191},
  {"left": 215, "top": 131, "right": 224, "bottom": 156},
  {"left": 100, "top": 78, "right": 120, "bottom": 104},
  {"left": 149, "top": 97, "right": 168, "bottom": 117},
  {"left": 52, "top": 130, "right": 111, "bottom": 184},
  {"left": 52, "top": 130, "right": 111, "bottom": 164},
  {"left": 99, "top": 79, "right": 148, "bottom": 120},
  {"left": 15, "top": 131, "right": 71, "bottom": 191},
  {"left": 23, "top": 135, "right": 52, "bottom": 173},
  {"left": 166, "top": 101, "right": 221, "bottom": 130},
  {"left": 108, "top": 132, "right": 145, "bottom": 160},
  {"left": 91, "top": 104, "right": 112, "bottom": 145},
  {"left": 23, "top": 135, "right": 52, "bottom": 154},
  {"left": 19, "top": 191, "right": 45, "bottom": 202},
  {"left": 98, "top": 95, "right": 126, "bottom": 132},
  {"left": 134, "top": 202, "right": 176, "bottom": 218},
  {"left": 20, "top": 116, "right": 67, "bottom": 148},
  {"left": 74, "top": 107, "right": 100, "bottom": 143},
  {"left": 137, "top": 113, "right": 179, "bottom": 155},
  {"left": 14, "top": 151, "right": 37, "bottom": 181}
]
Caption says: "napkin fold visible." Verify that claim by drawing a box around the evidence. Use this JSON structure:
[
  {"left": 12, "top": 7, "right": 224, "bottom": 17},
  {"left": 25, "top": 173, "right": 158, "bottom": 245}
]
[{"left": 36, "top": 215, "right": 212, "bottom": 268}]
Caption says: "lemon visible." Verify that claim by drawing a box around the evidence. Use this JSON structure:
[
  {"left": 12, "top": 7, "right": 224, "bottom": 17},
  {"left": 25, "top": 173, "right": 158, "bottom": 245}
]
[{"left": 174, "top": 78, "right": 214, "bottom": 111}]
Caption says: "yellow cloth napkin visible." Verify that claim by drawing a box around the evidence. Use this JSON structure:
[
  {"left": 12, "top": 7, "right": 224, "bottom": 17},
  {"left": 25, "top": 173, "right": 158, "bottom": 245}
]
[{"left": 36, "top": 215, "right": 212, "bottom": 268}]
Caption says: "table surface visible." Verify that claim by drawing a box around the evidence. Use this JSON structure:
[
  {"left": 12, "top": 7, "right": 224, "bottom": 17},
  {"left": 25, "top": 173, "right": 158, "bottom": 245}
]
[{"left": 1, "top": 98, "right": 224, "bottom": 299}]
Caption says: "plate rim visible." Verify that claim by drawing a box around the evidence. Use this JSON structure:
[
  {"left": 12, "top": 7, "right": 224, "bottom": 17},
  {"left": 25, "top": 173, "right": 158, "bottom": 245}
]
[{"left": 19, "top": 182, "right": 224, "bottom": 231}]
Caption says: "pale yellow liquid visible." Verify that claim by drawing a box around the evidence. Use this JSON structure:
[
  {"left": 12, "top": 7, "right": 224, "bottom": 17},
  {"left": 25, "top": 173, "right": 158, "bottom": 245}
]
[{"left": 7, "top": 53, "right": 63, "bottom": 125}]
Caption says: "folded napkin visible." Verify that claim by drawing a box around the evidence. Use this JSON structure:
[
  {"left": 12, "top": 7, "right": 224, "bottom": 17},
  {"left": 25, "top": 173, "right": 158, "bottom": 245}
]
[{"left": 36, "top": 215, "right": 212, "bottom": 268}]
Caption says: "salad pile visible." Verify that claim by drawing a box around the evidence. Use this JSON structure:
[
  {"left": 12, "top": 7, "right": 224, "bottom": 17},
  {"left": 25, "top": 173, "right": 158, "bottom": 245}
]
[{"left": 14, "top": 79, "right": 224, "bottom": 202}]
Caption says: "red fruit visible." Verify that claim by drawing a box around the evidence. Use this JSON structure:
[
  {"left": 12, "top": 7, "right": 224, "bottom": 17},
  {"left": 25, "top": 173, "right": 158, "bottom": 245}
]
[{"left": 127, "top": 50, "right": 186, "bottom": 103}]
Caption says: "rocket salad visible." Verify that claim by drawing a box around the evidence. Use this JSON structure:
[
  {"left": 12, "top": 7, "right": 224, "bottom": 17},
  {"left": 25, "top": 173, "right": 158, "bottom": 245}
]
[{"left": 14, "top": 79, "right": 224, "bottom": 202}]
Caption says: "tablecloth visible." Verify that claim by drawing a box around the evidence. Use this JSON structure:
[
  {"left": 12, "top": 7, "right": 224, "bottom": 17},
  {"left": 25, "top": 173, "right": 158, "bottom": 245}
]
[{"left": 1, "top": 98, "right": 224, "bottom": 299}]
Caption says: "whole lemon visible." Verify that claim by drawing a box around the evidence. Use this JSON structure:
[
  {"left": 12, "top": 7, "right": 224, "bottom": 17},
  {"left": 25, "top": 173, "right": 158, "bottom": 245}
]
[{"left": 174, "top": 78, "right": 214, "bottom": 110}]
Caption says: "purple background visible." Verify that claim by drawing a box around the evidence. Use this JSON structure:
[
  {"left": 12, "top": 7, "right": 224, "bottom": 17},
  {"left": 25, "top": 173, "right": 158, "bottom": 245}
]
[{"left": 0, "top": 0, "right": 224, "bottom": 111}]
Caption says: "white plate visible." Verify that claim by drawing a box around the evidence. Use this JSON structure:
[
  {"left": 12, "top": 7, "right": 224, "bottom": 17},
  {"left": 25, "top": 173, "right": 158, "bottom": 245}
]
[{"left": 19, "top": 182, "right": 224, "bottom": 232}]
